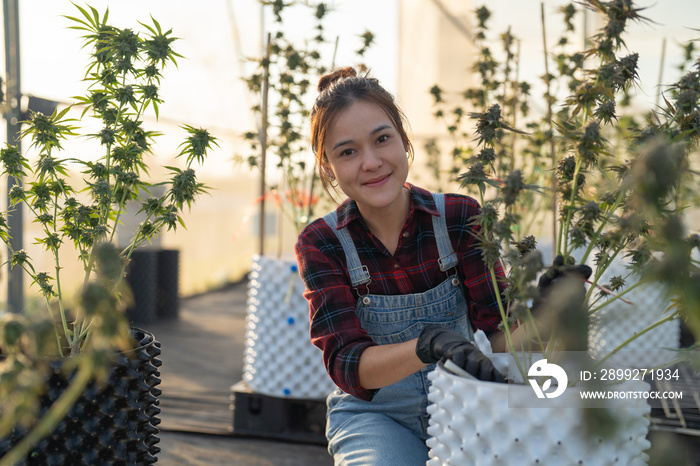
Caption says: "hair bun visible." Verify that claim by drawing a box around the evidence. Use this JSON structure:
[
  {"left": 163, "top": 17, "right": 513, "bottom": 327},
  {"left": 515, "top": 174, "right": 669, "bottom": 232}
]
[{"left": 317, "top": 67, "right": 357, "bottom": 92}]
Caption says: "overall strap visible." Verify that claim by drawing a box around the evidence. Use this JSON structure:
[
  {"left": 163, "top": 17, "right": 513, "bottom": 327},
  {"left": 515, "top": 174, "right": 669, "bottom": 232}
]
[
  {"left": 431, "top": 193, "right": 459, "bottom": 272},
  {"left": 323, "top": 192, "right": 457, "bottom": 289},
  {"left": 323, "top": 211, "right": 372, "bottom": 289}
]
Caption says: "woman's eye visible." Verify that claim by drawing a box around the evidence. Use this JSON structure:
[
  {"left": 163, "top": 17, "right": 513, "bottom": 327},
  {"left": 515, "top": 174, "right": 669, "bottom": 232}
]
[
  {"left": 340, "top": 149, "right": 354, "bottom": 157},
  {"left": 377, "top": 135, "right": 389, "bottom": 144}
]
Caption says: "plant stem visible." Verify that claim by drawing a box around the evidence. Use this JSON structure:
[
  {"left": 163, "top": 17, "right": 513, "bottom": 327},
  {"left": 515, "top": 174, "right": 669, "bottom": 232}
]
[
  {"left": 108, "top": 186, "right": 133, "bottom": 245},
  {"left": 558, "top": 157, "right": 583, "bottom": 257},
  {"left": 579, "top": 189, "right": 626, "bottom": 265},
  {"left": 588, "top": 278, "right": 644, "bottom": 314},
  {"left": 489, "top": 266, "right": 527, "bottom": 378},
  {"left": 48, "top": 187, "right": 71, "bottom": 350},
  {"left": 21, "top": 263, "right": 65, "bottom": 358},
  {"left": 19, "top": 194, "right": 71, "bottom": 354},
  {"left": 584, "top": 241, "right": 627, "bottom": 305},
  {"left": 49, "top": 181, "right": 74, "bottom": 352},
  {"left": 78, "top": 78, "right": 138, "bottom": 338},
  {"left": 107, "top": 97, "right": 148, "bottom": 246}
]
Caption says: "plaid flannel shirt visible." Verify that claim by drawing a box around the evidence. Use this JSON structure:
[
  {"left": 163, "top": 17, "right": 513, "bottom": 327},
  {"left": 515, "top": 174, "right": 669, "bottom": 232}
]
[{"left": 295, "top": 184, "right": 505, "bottom": 400}]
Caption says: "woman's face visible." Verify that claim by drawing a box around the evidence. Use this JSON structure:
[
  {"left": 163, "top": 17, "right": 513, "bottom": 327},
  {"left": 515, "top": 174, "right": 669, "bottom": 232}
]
[{"left": 324, "top": 100, "right": 409, "bottom": 213}]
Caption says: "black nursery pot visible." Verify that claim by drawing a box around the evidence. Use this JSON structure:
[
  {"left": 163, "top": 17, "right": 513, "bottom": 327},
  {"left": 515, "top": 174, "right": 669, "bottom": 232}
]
[{"left": 0, "top": 328, "right": 162, "bottom": 465}]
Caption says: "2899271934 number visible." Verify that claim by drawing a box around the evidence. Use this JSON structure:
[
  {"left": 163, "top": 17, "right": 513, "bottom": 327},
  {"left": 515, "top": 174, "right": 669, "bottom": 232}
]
[{"left": 598, "top": 368, "right": 680, "bottom": 381}]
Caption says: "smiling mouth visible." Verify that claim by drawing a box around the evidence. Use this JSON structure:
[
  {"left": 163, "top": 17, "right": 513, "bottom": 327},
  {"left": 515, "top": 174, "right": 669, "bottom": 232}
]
[{"left": 363, "top": 173, "right": 391, "bottom": 186}]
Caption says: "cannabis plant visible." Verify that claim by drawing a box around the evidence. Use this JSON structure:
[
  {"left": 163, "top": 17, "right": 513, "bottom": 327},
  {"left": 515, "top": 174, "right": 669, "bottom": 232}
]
[
  {"left": 430, "top": 1, "right": 699, "bottom": 367},
  {"left": 240, "top": 0, "right": 373, "bottom": 245},
  {"left": 0, "top": 4, "right": 216, "bottom": 459}
]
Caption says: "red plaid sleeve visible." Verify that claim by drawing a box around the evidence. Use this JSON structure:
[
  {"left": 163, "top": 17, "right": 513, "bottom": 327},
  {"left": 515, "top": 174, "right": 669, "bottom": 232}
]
[{"left": 295, "top": 219, "right": 378, "bottom": 401}]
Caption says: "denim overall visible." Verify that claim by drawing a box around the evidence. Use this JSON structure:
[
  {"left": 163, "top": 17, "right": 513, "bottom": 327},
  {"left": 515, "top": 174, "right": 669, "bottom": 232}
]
[{"left": 322, "top": 193, "right": 475, "bottom": 466}]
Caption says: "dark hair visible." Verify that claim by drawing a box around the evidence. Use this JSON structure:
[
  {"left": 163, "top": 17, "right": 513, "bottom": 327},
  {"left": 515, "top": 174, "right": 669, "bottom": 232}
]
[{"left": 310, "top": 67, "right": 414, "bottom": 197}]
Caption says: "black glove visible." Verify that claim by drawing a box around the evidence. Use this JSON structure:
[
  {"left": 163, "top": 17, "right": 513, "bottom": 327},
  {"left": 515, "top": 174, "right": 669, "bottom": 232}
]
[
  {"left": 533, "top": 255, "right": 592, "bottom": 312},
  {"left": 416, "top": 324, "right": 505, "bottom": 383},
  {"left": 532, "top": 255, "right": 592, "bottom": 350},
  {"left": 537, "top": 255, "right": 592, "bottom": 293}
]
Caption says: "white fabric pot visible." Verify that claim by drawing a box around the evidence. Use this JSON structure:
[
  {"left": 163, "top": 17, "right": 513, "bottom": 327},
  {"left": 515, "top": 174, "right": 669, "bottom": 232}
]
[
  {"left": 426, "top": 360, "right": 651, "bottom": 466},
  {"left": 588, "top": 256, "right": 680, "bottom": 368},
  {"left": 243, "top": 255, "right": 336, "bottom": 398}
]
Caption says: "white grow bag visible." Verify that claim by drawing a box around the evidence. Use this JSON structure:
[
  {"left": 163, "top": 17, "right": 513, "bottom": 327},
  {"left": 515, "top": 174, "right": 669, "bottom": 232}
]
[
  {"left": 588, "top": 257, "right": 680, "bottom": 368},
  {"left": 243, "top": 255, "right": 336, "bottom": 398},
  {"left": 426, "top": 356, "right": 651, "bottom": 466}
]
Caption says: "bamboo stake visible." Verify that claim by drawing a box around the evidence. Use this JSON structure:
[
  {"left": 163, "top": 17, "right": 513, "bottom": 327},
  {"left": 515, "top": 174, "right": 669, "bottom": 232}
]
[
  {"left": 307, "top": 36, "right": 340, "bottom": 223},
  {"left": 540, "top": 2, "right": 557, "bottom": 261},
  {"left": 259, "top": 32, "right": 271, "bottom": 256},
  {"left": 655, "top": 37, "right": 667, "bottom": 110},
  {"left": 510, "top": 38, "right": 521, "bottom": 174}
]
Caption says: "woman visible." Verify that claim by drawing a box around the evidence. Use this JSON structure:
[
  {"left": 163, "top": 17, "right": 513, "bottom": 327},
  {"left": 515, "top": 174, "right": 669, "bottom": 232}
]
[{"left": 295, "top": 67, "right": 584, "bottom": 465}]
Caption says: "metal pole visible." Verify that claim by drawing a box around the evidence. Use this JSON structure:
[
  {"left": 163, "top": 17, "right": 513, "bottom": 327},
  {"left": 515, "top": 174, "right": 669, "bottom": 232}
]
[{"left": 3, "top": 0, "right": 23, "bottom": 312}]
